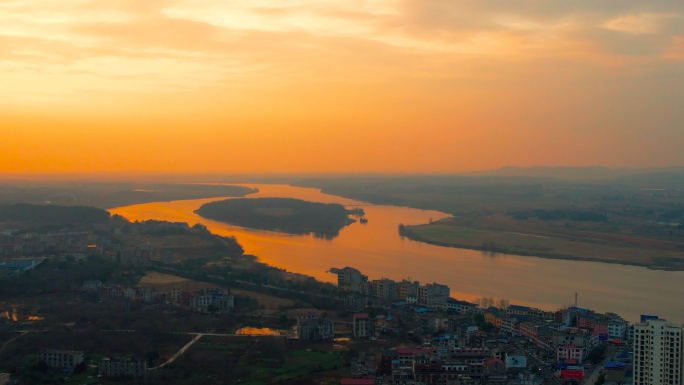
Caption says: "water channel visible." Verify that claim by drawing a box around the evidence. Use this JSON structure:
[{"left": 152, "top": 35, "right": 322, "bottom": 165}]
[{"left": 109, "top": 184, "right": 684, "bottom": 323}]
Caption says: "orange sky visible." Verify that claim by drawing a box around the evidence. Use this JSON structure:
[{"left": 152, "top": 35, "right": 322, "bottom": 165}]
[{"left": 2, "top": 0, "right": 684, "bottom": 174}]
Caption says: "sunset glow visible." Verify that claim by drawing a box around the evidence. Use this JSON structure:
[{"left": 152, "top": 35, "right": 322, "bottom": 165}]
[{"left": 2, "top": 0, "right": 683, "bottom": 174}]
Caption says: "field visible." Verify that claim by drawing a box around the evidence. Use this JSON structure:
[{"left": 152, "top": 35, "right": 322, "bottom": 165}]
[
  {"left": 404, "top": 216, "right": 684, "bottom": 270},
  {"left": 0, "top": 330, "right": 193, "bottom": 365},
  {"left": 230, "top": 289, "right": 295, "bottom": 311},
  {"left": 140, "top": 272, "right": 296, "bottom": 312},
  {"left": 158, "top": 335, "right": 346, "bottom": 385},
  {"left": 140, "top": 271, "right": 188, "bottom": 284}
]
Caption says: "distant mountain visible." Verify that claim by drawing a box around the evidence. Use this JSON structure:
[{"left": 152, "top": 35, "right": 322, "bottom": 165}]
[{"left": 462, "top": 166, "right": 684, "bottom": 180}]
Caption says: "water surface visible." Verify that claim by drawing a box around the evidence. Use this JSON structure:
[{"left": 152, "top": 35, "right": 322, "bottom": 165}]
[{"left": 110, "top": 184, "right": 684, "bottom": 323}]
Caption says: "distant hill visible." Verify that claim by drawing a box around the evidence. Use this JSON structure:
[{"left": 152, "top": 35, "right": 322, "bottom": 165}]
[{"left": 462, "top": 166, "right": 684, "bottom": 180}]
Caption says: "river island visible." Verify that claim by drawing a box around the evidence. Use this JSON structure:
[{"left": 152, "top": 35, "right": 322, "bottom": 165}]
[{"left": 194, "top": 197, "right": 361, "bottom": 238}]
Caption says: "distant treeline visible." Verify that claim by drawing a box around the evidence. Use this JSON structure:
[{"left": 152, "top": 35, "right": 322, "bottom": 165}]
[
  {"left": 0, "top": 182, "right": 258, "bottom": 209},
  {"left": 510, "top": 209, "right": 608, "bottom": 222},
  {"left": 195, "top": 198, "right": 355, "bottom": 238},
  {"left": 0, "top": 204, "right": 111, "bottom": 224}
]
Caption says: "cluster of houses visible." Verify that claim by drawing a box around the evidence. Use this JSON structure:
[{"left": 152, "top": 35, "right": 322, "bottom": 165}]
[
  {"left": 483, "top": 305, "right": 630, "bottom": 365},
  {"left": 343, "top": 335, "right": 547, "bottom": 385},
  {"left": 0, "top": 221, "right": 200, "bottom": 272},
  {"left": 329, "top": 266, "right": 654, "bottom": 385},
  {"left": 332, "top": 267, "right": 462, "bottom": 312},
  {"left": 83, "top": 280, "right": 234, "bottom": 313}
]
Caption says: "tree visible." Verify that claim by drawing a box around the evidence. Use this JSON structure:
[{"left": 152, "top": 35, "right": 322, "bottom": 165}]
[
  {"left": 73, "top": 362, "right": 87, "bottom": 374},
  {"left": 496, "top": 299, "right": 510, "bottom": 310},
  {"left": 34, "top": 360, "right": 48, "bottom": 373},
  {"left": 146, "top": 351, "right": 160, "bottom": 366},
  {"left": 596, "top": 374, "right": 606, "bottom": 385}
]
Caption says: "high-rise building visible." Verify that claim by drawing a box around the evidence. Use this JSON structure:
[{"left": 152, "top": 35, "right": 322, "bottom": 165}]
[{"left": 633, "top": 318, "right": 683, "bottom": 385}]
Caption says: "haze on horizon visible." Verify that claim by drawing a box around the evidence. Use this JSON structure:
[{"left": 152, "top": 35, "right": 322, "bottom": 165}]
[{"left": 2, "top": 0, "right": 684, "bottom": 174}]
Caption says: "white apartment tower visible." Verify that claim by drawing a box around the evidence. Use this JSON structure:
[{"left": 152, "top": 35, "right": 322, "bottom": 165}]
[{"left": 634, "top": 318, "right": 683, "bottom": 385}]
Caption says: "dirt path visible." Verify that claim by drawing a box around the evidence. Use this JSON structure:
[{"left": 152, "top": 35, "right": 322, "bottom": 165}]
[
  {"left": 149, "top": 333, "right": 203, "bottom": 371},
  {"left": 0, "top": 331, "right": 28, "bottom": 352}
]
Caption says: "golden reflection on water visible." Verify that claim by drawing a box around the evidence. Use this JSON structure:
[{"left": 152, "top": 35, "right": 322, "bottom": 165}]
[
  {"left": 109, "top": 184, "right": 684, "bottom": 323},
  {"left": 235, "top": 327, "right": 281, "bottom": 335}
]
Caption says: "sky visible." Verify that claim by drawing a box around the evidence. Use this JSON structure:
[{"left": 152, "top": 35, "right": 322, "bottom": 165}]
[{"left": 1, "top": 0, "right": 684, "bottom": 174}]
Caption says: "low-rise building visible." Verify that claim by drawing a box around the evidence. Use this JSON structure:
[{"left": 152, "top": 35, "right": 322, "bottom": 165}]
[
  {"left": 99, "top": 357, "right": 147, "bottom": 378},
  {"left": 354, "top": 313, "right": 374, "bottom": 339},
  {"left": 37, "top": 349, "right": 84, "bottom": 370},
  {"left": 83, "top": 280, "right": 102, "bottom": 291},
  {"left": 507, "top": 305, "right": 531, "bottom": 318},
  {"left": 297, "top": 311, "right": 334, "bottom": 341},
  {"left": 557, "top": 344, "right": 584, "bottom": 365}
]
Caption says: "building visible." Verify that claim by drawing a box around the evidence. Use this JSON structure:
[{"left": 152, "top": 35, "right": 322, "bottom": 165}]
[
  {"left": 417, "top": 283, "right": 450, "bottom": 307},
  {"left": 83, "top": 280, "right": 102, "bottom": 291},
  {"left": 500, "top": 317, "right": 518, "bottom": 334},
  {"left": 507, "top": 305, "right": 531, "bottom": 317},
  {"left": 330, "top": 267, "right": 368, "bottom": 292},
  {"left": 354, "top": 313, "right": 374, "bottom": 339},
  {"left": 504, "top": 353, "right": 527, "bottom": 371},
  {"left": 345, "top": 294, "right": 369, "bottom": 312},
  {"left": 553, "top": 329, "right": 599, "bottom": 357},
  {"left": 37, "top": 349, "right": 84, "bottom": 370},
  {"left": 557, "top": 344, "right": 584, "bottom": 365},
  {"left": 189, "top": 292, "right": 234, "bottom": 313},
  {"left": 485, "top": 309, "right": 503, "bottom": 328},
  {"left": 633, "top": 318, "right": 683, "bottom": 385},
  {"left": 297, "top": 311, "right": 334, "bottom": 341},
  {"left": 445, "top": 298, "right": 478, "bottom": 315},
  {"left": 372, "top": 278, "right": 398, "bottom": 301},
  {"left": 397, "top": 280, "right": 420, "bottom": 301},
  {"left": 3, "top": 257, "right": 45, "bottom": 270},
  {"left": 99, "top": 357, "right": 147, "bottom": 378}
]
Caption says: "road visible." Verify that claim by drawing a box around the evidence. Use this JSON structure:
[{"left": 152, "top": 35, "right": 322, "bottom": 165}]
[
  {"left": 512, "top": 341, "right": 561, "bottom": 385},
  {"left": 0, "top": 331, "right": 28, "bottom": 352},
  {"left": 583, "top": 345, "right": 616, "bottom": 385},
  {"left": 149, "top": 333, "right": 204, "bottom": 370},
  {"left": 525, "top": 350, "right": 561, "bottom": 385}
]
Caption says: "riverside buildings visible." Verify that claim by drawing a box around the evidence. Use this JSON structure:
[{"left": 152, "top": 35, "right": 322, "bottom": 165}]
[{"left": 329, "top": 267, "right": 453, "bottom": 309}]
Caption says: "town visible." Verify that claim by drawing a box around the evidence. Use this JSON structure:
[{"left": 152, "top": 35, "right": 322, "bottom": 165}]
[{"left": 0, "top": 215, "right": 680, "bottom": 385}]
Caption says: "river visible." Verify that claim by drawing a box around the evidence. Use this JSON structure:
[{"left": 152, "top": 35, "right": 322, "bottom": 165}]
[{"left": 109, "top": 184, "right": 684, "bottom": 323}]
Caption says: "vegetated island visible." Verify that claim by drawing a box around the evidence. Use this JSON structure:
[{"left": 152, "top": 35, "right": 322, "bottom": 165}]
[{"left": 195, "top": 198, "right": 362, "bottom": 239}]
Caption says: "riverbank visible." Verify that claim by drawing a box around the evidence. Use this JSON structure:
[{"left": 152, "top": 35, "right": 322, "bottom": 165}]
[
  {"left": 108, "top": 183, "right": 684, "bottom": 322},
  {"left": 401, "top": 219, "right": 684, "bottom": 271}
]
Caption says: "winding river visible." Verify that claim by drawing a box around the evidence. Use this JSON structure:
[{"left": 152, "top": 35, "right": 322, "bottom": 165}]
[{"left": 110, "top": 184, "right": 684, "bottom": 323}]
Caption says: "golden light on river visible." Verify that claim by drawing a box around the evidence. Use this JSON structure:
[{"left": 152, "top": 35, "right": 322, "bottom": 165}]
[{"left": 235, "top": 327, "right": 281, "bottom": 336}]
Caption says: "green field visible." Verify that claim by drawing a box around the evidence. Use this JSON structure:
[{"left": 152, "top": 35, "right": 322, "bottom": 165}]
[
  {"left": 163, "top": 336, "right": 346, "bottom": 385},
  {"left": 404, "top": 221, "right": 684, "bottom": 270}
]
